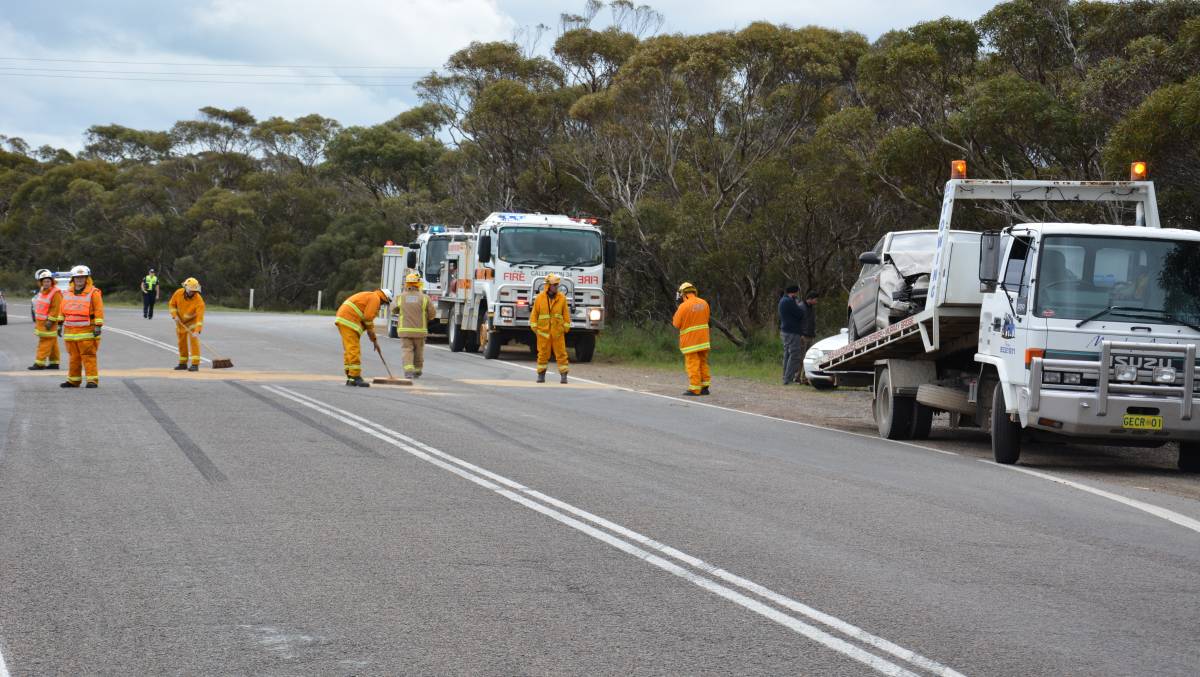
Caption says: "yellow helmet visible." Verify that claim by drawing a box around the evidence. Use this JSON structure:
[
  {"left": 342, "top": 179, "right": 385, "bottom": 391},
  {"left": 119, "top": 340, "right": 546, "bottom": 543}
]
[
  {"left": 545, "top": 273, "right": 562, "bottom": 285},
  {"left": 183, "top": 277, "right": 201, "bottom": 292},
  {"left": 405, "top": 272, "right": 422, "bottom": 287},
  {"left": 677, "top": 281, "right": 697, "bottom": 294}
]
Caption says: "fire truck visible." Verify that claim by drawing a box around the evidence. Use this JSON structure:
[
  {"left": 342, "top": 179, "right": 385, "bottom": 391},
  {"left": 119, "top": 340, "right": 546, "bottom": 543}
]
[
  {"left": 383, "top": 225, "right": 473, "bottom": 338},
  {"left": 426, "top": 212, "right": 616, "bottom": 361}
]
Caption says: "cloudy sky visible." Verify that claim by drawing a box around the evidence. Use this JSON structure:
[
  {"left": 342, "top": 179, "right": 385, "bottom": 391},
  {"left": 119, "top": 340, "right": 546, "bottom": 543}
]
[{"left": 0, "top": 1, "right": 1000, "bottom": 152}]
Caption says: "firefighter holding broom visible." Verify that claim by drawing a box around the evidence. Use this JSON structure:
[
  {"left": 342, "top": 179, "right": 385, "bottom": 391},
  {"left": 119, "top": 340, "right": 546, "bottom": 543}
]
[
  {"left": 169, "top": 278, "right": 206, "bottom": 371},
  {"left": 335, "top": 287, "right": 394, "bottom": 387}
]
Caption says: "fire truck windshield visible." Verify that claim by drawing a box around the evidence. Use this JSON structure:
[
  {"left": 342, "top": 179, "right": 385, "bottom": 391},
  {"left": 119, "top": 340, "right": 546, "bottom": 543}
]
[{"left": 497, "top": 227, "right": 602, "bottom": 267}]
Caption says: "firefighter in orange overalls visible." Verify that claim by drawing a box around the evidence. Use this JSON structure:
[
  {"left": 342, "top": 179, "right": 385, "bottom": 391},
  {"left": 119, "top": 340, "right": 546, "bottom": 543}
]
[
  {"left": 531, "top": 273, "right": 571, "bottom": 384},
  {"left": 169, "top": 277, "right": 206, "bottom": 371},
  {"left": 60, "top": 264, "right": 104, "bottom": 388},
  {"left": 672, "top": 281, "right": 711, "bottom": 396},
  {"left": 334, "top": 287, "right": 393, "bottom": 387},
  {"left": 28, "top": 269, "right": 63, "bottom": 371}
]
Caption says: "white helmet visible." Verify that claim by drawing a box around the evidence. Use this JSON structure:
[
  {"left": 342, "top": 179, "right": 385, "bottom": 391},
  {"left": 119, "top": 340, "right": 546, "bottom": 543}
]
[
  {"left": 69, "top": 265, "right": 91, "bottom": 278},
  {"left": 379, "top": 288, "right": 394, "bottom": 302},
  {"left": 35, "top": 268, "right": 53, "bottom": 281}
]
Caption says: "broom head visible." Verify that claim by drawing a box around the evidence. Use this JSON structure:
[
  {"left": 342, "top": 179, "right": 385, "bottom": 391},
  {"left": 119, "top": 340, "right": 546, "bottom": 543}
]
[
  {"left": 372, "top": 377, "right": 412, "bottom": 386},
  {"left": 211, "top": 358, "right": 234, "bottom": 369}
]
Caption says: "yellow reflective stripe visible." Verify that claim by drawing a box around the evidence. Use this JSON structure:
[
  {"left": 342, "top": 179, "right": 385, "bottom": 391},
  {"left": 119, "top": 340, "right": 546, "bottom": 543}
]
[
  {"left": 335, "top": 317, "right": 364, "bottom": 334},
  {"left": 34, "top": 330, "right": 59, "bottom": 338},
  {"left": 680, "top": 324, "right": 709, "bottom": 336},
  {"left": 396, "top": 328, "right": 426, "bottom": 335},
  {"left": 67, "top": 376, "right": 83, "bottom": 382},
  {"left": 341, "top": 301, "right": 365, "bottom": 319},
  {"left": 63, "top": 333, "right": 96, "bottom": 341},
  {"left": 535, "top": 330, "right": 551, "bottom": 339},
  {"left": 680, "top": 342, "right": 710, "bottom": 354}
]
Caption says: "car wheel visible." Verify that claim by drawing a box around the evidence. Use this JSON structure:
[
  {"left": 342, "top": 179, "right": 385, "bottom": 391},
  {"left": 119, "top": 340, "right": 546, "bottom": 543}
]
[
  {"left": 846, "top": 311, "right": 858, "bottom": 341},
  {"left": 811, "top": 379, "right": 836, "bottom": 391}
]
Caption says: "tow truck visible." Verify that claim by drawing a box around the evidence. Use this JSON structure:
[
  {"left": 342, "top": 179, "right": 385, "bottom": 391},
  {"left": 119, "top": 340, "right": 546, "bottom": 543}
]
[{"left": 819, "top": 161, "right": 1200, "bottom": 471}]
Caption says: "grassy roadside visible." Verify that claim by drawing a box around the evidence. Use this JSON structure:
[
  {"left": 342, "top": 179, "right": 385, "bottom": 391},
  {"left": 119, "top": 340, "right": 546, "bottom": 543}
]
[
  {"left": 595, "top": 323, "right": 784, "bottom": 384},
  {"left": 102, "top": 291, "right": 337, "bottom": 316}
]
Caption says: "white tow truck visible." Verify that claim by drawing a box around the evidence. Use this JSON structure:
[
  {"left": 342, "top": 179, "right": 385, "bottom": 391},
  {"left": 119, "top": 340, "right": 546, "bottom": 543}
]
[
  {"left": 429, "top": 212, "right": 616, "bottom": 362},
  {"left": 819, "top": 162, "right": 1200, "bottom": 471},
  {"left": 383, "top": 225, "right": 474, "bottom": 338}
]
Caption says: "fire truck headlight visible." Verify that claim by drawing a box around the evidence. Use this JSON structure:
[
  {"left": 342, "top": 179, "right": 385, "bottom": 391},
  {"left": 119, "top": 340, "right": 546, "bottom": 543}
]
[
  {"left": 588, "top": 308, "right": 603, "bottom": 322},
  {"left": 1115, "top": 365, "right": 1138, "bottom": 382},
  {"left": 499, "top": 306, "right": 514, "bottom": 318},
  {"left": 1152, "top": 366, "right": 1177, "bottom": 384}
]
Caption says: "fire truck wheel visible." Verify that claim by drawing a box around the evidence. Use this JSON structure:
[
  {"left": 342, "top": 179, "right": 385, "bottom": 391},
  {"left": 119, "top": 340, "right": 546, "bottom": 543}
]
[
  {"left": 574, "top": 333, "right": 595, "bottom": 363},
  {"left": 1179, "top": 442, "right": 1200, "bottom": 473},
  {"left": 991, "top": 382, "right": 1022, "bottom": 464}
]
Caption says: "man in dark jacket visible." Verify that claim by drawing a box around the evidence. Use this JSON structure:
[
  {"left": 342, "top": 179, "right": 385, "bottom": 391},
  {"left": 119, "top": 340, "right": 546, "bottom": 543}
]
[
  {"left": 795, "top": 290, "right": 820, "bottom": 383},
  {"left": 779, "top": 285, "right": 806, "bottom": 385}
]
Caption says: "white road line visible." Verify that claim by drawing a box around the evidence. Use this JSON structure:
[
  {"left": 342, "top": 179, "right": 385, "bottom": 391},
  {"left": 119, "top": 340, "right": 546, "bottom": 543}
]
[
  {"left": 0, "top": 641, "right": 11, "bottom": 677},
  {"left": 430, "top": 345, "right": 1200, "bottom": 536},
  {"left": 105, "top": 326, "right": 212, "bottom": 365},
  {"left": 266, "top": 384, "right": 966, "bottom": 677},
  {"left": 985, "top": 461, "right": 1200, "bottom": 536}
]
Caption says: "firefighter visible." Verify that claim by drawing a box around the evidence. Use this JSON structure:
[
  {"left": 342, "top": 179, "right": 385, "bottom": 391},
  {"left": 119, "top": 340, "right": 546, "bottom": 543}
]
[
  {"left": 672, "top": 281, "right": 711, "bottom": 396},
  {"left": 531, "top": 273, "right": 571, "bottom": 383},
  {"left": 169, "top": 278, "right": 206, "bottom": 371},
  {"left": 335, "top": 287, "right": 393, "bottom": 387},
  {"left": 29, "top": 269, "right": 63, "bottom": 371},
  {"left": 395, "top": 272, "right": 436, "bottom": 379},
  {"left": 60, "top": 264, "right": 104, "bottom": 388}
]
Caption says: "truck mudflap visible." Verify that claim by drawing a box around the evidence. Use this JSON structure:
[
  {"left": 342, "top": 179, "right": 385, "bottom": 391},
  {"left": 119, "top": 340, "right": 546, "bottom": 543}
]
[{"left": 1027, "top": 341, "right": 1200, "bottom": 440}]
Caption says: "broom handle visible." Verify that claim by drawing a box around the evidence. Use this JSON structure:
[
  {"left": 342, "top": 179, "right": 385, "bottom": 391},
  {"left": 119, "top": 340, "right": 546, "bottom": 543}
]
[
  {"left": 174, "top": 318, "right": 227, "bottom": 360},
  {"left": 374, "top": 342, "right": 398, "bottom": 380}
]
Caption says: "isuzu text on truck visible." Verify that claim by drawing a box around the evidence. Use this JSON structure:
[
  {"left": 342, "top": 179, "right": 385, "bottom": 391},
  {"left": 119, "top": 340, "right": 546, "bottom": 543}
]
[
  {"left": 388, "top": 212, "right": 616, "bottom": 362},
  {"left": 820, "top": 161, "right": 1200, "bottom": 472}
]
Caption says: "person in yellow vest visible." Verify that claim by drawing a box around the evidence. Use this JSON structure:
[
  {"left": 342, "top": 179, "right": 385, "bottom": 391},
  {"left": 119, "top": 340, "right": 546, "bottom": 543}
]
[
  {"left": 672, "top": 281, "right": 711, "bottom": 396},
  {"left": 335, "top": 287, "right": 393, "bottom": 387},
  {"left": 531, "top": 273, "right": 571, "bottom": 384},
  {"left": 60, "top": 264, "right": 104, "bottom": 388},
  {"left": 29, "top": 269, "right": 63, "bottom": 370},
  {"left": 141, "top": 268, "right": 160, "bottom": 319},
  {"left": 169, "top": 278, "right": 206, "bottom": 371},
  {"left": 395, "top": 272, "right": 436, "bottom": 379}
]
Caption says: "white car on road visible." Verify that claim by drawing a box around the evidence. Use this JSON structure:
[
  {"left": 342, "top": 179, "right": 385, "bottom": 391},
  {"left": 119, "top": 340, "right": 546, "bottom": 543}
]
[{"left": 803, "top": 329, "right": 870, "bottom": 390}]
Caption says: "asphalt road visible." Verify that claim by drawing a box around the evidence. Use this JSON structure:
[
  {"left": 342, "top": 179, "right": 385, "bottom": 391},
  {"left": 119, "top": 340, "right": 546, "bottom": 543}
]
[{"left": 1, "top": 306, "right": 1198, "bottom": 676}]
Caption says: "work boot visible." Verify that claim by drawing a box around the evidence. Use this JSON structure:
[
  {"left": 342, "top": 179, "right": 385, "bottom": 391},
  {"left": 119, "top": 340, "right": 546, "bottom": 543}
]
[
  {"left": 60, "top": 382, "right": 79, "bottom": 388},
  {"left": 174, "top": 363, "right": 188, "bottom": 371},
  {"left": 346, "top": 376, "right": 370, "bottom": 388},
  {"left": 682, "top": 390, "right": 701, "bottom": 397},
  {"left": 413, "top": 371, "right": 422, "bottom": 379},
  {"left": 700, "top": 387, "right": 710, "bottom": 396},
  {"left": 560, "top": 372, "right": 569, "bottom": 384},
  {"left": 27, "top": 364, "right": 46, "bottom": 370},
  {"left": 404, "top": 371, "right": 415, "bottom": 380},
  {"left": 188, "top": 364, "right": 199, "bottom": 372},
  {"left": 536, "top": 371, "right": 546, "bottom": 383},
  {"left": 47, "top": 364, "right": 59, "bottom": 370},
  {"left": 85, "top": 382, "right": 98, "bottom": 389}
]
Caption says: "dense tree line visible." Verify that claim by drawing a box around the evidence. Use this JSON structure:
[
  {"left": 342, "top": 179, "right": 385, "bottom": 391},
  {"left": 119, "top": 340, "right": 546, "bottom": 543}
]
[{"left": 2, "top": 0, "right": 1199, "bottom": 343}]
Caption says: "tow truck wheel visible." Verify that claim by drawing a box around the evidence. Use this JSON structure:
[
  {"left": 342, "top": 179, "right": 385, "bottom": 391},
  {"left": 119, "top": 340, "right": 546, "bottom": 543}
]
[
  {"left": 910, "top": 402, "right": 933, "bottom": 439},
  {"left": 1179, "top": 442, "right": 1200, "bottom": 473},
  {"left": 991, "top": 382, "right": 1022, "bottom": 464},
  {"left": 874, "top": 368, "right": 914, "bottom": 440}
]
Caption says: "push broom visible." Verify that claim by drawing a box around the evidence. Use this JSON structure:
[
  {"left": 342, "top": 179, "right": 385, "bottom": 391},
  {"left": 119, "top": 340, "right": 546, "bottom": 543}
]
[
  {"left": 372, "top": 342, "right": 411, "bottom": 386},
  {"left": 175, "top": 318, "right": 234, "bottom": 369}
]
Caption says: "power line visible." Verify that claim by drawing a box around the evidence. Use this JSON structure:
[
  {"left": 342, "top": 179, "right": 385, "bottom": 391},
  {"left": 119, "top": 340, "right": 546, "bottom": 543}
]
[
  {"left": 0, "top": 55, "right": 437, "bottom": 70},
  {"left": 0, "top": 65, "right": 424, "bottom": 80},
  {"left": 0, "top": 72, "right": 415, "bottom": 87}
]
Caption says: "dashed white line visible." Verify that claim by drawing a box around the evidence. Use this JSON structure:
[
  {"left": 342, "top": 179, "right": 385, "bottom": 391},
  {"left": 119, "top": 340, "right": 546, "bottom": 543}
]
[{"left": 265, "top": 384, "right": 966, "bottom": 677}]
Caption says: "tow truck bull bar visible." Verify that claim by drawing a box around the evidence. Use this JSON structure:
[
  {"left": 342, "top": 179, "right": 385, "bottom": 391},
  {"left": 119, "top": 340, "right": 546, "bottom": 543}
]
[{"left": 1029, "top": 341, "right": 1197, "bottom": 418}]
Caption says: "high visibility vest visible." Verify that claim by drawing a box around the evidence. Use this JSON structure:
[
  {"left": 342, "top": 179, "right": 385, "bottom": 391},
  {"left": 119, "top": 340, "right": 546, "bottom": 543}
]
[
  {"left": 144, "top": 274, "right": 158, "bottom": 291},
  {"left": 395, "top": 293, "right": 429, "bottom": 335},
  {"left": 62, "top": 290, "right": 97, "bottom": 328},
  {"left": 33, "top": 289, "right": 60, "bottom": 321}
]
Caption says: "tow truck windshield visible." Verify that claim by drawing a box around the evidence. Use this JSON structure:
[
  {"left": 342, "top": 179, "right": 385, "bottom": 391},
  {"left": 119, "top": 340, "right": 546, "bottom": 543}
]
[
  {"left": 497, "top": 227, "right": 602, "bottom": 267},
  {"left": 1034, "top": 235, "right": 1200, "bottom": 328}
]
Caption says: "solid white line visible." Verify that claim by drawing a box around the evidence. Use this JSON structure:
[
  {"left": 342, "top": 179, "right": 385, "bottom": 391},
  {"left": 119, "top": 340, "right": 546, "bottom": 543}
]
[
  {"left": 105, "top": 326, "right": 213, "bottom": 364},
  {"left": 0, "top": 641, "right": 11, "bottom": 677},
  {"left": 425, "top": 343, "right": 958, "bottom": 455},
  {"left": 267, "top": 385, "right": 965, "bottom": 676},
  {"left": 430, "top": 345, "right": 1200, "bottom": 536},
  {"left": 984, "top": 461, "right": 1200, "bottom": 536}
]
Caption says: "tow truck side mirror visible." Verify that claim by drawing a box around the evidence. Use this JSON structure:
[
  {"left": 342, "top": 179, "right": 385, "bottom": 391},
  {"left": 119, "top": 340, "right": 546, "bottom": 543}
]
[
  {"left": 979, "top": 230, "right": 1002, "bottom": 292},
  {"left": 478, "top": 234, "right": 492, "bottom": 263},
  {"left": 605, "top": 239, "right": 618, "bottom": 268},
  {"left": 406, "top": 250, "right": 418, "bottom": 269},
  {"left": 858, "top": 251, "right": 881, "bottom": 265}
]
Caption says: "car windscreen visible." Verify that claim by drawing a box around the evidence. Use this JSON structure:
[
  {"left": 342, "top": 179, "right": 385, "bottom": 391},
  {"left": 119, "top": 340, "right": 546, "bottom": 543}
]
[
  {"left": 1034, "top": 235, "right": 1200, "bottom": 324},
  {"left": 497, "top": 227, "right": 602, "bottom": 267}
]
